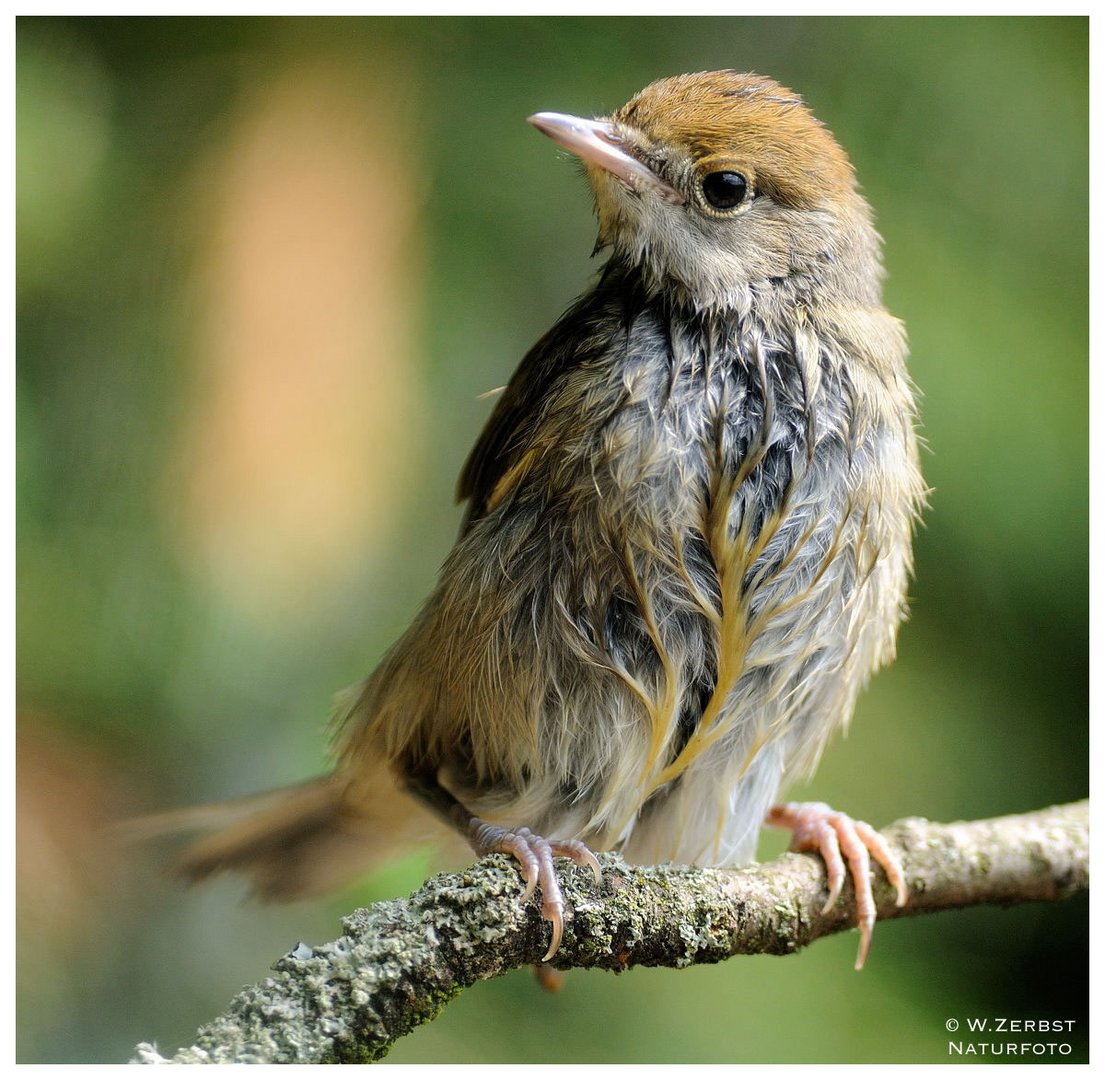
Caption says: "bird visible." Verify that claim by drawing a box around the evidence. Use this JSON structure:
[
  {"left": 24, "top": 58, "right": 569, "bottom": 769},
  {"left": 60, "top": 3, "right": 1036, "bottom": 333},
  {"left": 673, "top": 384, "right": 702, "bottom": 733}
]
[{"left": 156, "top": 70, "right": 926, "bottom": 970}]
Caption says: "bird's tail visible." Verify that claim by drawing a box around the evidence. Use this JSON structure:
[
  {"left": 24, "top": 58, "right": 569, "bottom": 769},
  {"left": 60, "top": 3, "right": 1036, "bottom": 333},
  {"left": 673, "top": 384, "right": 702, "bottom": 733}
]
[{"left": 124, "top": 764, "right": 446, "bottom": 901}]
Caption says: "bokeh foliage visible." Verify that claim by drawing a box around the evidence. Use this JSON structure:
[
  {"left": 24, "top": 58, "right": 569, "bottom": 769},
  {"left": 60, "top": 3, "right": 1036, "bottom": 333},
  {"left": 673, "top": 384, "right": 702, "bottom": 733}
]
[{"left": 17, "top": 16, "right": 1087, "bottom": 1064}]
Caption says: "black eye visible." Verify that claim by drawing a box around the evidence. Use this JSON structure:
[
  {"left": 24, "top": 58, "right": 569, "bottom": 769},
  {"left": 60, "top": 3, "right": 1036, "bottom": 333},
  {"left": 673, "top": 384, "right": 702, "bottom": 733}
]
[{"left": 701, "top": 171, "right": 748, "bottom": 211}]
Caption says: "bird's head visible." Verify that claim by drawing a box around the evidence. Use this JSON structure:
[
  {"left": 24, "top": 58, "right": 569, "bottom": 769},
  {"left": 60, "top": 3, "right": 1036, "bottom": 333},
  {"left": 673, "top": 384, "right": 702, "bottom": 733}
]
[{"left": 529, "top": 71, "right": 882, "bottom": 312}]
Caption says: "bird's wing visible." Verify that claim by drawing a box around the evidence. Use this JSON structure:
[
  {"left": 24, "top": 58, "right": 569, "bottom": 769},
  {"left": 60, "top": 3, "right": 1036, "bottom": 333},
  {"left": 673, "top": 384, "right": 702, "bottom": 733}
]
[
  {"left": 457, "top": 261, "right": 650, "bottom": 532},
  {"left": 455, "top": 321, "right": 571, "bottom": 531}
]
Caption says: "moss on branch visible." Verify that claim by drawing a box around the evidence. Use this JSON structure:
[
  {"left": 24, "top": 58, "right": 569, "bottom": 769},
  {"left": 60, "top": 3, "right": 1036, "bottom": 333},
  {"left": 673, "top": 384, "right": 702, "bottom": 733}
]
[{"left": 132, "top": 800, "right": 1088, "bottom": 1064}]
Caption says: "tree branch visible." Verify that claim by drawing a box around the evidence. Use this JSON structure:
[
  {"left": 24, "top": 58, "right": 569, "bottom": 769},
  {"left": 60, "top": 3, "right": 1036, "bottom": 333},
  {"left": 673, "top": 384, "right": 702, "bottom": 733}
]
[{"left": 132, "top": 800, "right": 1088, "bottom": 1064}]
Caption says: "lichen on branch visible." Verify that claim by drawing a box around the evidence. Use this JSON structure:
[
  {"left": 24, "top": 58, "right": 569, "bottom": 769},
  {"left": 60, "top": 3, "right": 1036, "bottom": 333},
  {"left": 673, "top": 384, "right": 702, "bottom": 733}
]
[{"left": 132, "top": 800, "right": 1088, "bottom": 1065}]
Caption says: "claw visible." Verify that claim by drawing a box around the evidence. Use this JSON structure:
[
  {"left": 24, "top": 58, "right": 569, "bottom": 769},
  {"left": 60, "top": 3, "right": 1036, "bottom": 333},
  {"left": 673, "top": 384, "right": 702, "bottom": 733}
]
[
  {"left": 550, "top": 837, "right": 604, "bottom": 884},
  {"left": 855, "top": 913, "right": 875, "bottom": 971},
  {"left": 541, "top": 901, "right": 564, "bottom": 963},
  {"left": 853, "top": 819, "right": 908, "bottom": 907},
  {"left": 767, "top": 801, "right": 906, "bottom": 969},
  {"left": 467, "top": 819, "right": 602, "bottom": 960}
]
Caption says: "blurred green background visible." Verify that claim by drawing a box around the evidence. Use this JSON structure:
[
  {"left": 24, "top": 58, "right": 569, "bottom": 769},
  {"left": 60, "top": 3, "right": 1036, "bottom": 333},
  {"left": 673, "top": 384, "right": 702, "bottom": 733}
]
[{"left": 16, "top": 15, "right": 1087, "bottom": 1065}]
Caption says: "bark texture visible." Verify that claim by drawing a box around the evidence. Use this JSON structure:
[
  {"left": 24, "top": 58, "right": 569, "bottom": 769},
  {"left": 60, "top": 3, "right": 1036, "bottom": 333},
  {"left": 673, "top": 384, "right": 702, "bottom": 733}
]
[{"left": 132, "top": 800, "right": 1088, "bottom": 1064}]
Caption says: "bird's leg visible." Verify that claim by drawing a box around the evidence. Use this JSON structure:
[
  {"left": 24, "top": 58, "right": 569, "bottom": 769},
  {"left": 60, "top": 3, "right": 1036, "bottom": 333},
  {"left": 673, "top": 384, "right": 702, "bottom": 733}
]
[
  {"left": 766, "top": 801, "right": 908, "bottom": 970},
  {"left": 405, "top": 771, "right": 602, "bottom": 961}
]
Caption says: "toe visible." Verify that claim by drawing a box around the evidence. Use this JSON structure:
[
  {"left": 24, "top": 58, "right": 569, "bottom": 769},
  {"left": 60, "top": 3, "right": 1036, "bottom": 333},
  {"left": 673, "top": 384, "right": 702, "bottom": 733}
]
[
  {"left": 463, "top": 816, "right": 601, "bottom": 962},
  {"left": 767, "top": 800, "right": 904, "bottom": 968},
  {"left": 551, "top": 838, "right": 603, "bottom": 884},
  {"left": 815, "top": 821, "right": 847, "bottom": 914},
  {"left": 854, "top": 819, "right": 908, "bottom": 906},
  {"left": 832, "top": 816, "right": 874, "bottom": 912}
]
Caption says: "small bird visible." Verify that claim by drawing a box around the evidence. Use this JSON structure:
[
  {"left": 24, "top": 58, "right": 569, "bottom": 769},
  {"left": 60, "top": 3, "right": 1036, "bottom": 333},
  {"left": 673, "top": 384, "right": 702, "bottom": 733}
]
[{"left": 162, "top": 71, "right": 925, "bottom": 969}]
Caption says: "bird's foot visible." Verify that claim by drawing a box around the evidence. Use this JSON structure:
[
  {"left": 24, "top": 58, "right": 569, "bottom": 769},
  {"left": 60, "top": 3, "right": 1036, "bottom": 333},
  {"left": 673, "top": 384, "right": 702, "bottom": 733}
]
[
  {"left": 766, "top": 801, "right": 907, "bottom": 970},
  {"left": 467, "top": 819, "right": 602, "bottom": 961}
]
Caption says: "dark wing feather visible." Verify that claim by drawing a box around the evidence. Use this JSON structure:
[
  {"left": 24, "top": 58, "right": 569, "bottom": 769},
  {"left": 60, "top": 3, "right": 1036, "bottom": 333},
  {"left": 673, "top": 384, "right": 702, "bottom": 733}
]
[
  {"left": 457, "top": 260, "right": 651, "bottom": 532},
  {"left": 456, "top": 322, "right": 575, "bottom": 529}
]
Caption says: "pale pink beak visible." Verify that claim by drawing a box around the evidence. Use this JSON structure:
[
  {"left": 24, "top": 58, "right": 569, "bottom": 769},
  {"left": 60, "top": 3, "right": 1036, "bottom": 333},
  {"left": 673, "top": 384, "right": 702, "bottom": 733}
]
[{"left": 527, "top": 111, "right": 685, "bottom": 205}]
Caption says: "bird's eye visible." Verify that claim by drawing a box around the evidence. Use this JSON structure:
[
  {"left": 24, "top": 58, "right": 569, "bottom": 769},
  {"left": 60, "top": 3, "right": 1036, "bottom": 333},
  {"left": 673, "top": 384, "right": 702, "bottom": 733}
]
[{"left": 700, "top": 171, "right": 749, "bottom": 211}]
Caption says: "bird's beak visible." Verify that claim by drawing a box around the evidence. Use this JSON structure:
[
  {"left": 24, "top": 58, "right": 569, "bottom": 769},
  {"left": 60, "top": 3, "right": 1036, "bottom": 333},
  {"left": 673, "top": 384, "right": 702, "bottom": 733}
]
[{"left": 528, "top": 112, "right": 685, "bottom": 205}]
